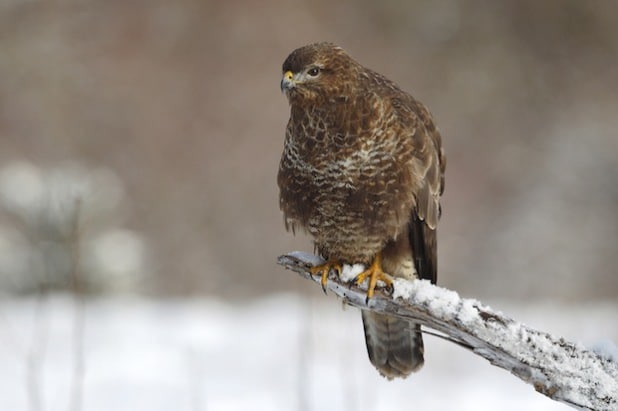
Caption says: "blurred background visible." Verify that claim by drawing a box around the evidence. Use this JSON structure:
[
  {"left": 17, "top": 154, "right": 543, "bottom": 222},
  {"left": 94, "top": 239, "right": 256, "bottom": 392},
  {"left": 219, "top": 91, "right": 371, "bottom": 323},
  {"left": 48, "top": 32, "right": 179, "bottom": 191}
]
[
  {"left": 0, "top": 1, "right": 617, "bottom": 409},
  {"left": 1, "top": 0, "right": 616, "bottom": 300}
]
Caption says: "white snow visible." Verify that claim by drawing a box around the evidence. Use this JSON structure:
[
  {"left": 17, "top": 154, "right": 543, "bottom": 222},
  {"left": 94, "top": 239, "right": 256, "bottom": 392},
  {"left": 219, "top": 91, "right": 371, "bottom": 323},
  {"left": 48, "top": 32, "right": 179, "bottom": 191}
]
[
  {"left": 390, "top": 277, "right": 420, "bottom": 300},
  {"left": 340, "top": 263, "right": 365, "bottom": 282},
  {"left": 0, "top": 294, "right": 615, "bottom": 411},
  {"left": 459, "top": 299, "right": 481, "bottom": 325},
  {"left": 393, "top": 277, "right": 463, "bottom": 320}
]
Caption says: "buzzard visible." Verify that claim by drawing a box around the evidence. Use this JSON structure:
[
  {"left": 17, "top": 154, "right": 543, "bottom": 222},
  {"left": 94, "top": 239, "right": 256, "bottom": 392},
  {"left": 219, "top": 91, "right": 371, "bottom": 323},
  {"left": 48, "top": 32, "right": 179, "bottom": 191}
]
[{"left": 278, "top": 42, "right": 445, "bottom": 379}]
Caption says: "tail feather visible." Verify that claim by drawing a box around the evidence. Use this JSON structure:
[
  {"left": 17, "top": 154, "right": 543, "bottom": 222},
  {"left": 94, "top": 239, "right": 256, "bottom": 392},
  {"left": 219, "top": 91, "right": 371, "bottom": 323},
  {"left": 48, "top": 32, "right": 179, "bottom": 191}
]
[{"left": 362, "top": 310, "right": 424, "bottom": 379}]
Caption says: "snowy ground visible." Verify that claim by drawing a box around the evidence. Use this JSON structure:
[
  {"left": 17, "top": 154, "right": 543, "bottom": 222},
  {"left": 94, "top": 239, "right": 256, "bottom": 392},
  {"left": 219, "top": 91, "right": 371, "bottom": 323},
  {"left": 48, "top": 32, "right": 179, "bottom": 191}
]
[{"left": 0, "top": 294, "right": 616, "bottom": 411}]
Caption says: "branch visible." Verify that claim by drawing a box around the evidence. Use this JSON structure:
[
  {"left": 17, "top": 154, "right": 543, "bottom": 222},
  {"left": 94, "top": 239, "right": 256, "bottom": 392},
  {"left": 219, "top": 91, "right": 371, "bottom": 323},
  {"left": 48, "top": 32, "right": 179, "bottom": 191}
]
[{"left": 278, "top": 252, "right": 618, "bottom": 411}]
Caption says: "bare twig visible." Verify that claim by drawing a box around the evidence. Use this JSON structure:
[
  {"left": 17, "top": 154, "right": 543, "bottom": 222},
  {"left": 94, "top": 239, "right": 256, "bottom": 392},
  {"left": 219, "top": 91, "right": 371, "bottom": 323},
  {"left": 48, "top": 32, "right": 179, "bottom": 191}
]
[
  {"left": 68, "top": 198, "right": 84, "bottom": 411},
  {"left": 27, "top": 294, "right": 47, "bottom": 411},
  {"left": 278, "top": 252, "right": 618, "bottom": 411},
  {"left": 296, "top": 298, "right": 311, "bottom": 411}
]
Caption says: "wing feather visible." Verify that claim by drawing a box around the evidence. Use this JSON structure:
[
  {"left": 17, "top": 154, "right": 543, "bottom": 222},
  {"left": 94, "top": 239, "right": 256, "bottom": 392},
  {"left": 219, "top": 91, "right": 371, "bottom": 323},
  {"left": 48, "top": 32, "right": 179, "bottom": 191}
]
[{"left": 394, "top": 97, "right": 444, "bottom": 284}]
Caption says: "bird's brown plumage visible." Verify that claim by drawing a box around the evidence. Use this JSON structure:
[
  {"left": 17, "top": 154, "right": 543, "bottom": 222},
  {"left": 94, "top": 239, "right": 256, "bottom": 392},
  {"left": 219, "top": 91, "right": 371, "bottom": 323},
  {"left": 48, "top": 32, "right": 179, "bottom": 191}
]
[{"left": 278, "top": 42, "right": 445, "bottom": 379}]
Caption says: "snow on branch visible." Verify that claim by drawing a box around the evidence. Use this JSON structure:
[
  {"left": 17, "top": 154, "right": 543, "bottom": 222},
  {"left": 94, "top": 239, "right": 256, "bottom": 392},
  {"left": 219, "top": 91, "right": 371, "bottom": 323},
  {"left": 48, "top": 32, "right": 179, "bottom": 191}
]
[{"left": 278, "top": 252, "right": 618, "bottom": 411}]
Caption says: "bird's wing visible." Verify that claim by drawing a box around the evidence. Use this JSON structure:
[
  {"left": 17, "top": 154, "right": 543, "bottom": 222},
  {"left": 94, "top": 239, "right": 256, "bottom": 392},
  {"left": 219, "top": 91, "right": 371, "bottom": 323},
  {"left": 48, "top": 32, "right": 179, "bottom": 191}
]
[{"left": 394, "top": 97, "right": 445, "bottom": 284}]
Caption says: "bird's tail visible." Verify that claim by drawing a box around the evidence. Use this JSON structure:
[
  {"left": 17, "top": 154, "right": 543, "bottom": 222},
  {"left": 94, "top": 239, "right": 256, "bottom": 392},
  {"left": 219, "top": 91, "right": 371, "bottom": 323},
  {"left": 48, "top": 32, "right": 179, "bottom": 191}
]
[{"left": 361, "top": 310, "right": 424, "bottom": 379}]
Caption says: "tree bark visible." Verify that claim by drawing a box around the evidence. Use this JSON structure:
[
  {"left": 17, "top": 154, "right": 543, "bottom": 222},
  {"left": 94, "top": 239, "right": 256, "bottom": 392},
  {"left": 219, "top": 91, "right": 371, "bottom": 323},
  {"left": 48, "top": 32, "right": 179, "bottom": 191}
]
[{"left": 278, "top": 252, "right": 618, "bottom": 411}]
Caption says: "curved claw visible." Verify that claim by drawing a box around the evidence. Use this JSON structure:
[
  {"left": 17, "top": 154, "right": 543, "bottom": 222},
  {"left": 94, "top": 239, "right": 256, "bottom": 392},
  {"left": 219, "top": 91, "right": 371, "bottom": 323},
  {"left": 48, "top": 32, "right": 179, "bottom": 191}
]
[
  {"left": 309, "top": 260, "right": 342, "bottom": 294},
  {"left": 353, "top": 253, "right": 393, "bottom": 303}
]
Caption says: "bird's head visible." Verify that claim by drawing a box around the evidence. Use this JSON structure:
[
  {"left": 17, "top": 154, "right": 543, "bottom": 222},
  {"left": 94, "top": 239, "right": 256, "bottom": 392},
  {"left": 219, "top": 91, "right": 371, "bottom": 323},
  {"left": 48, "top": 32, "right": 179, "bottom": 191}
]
[{"left": 280, "top": 42, "right": 357, "bottom": 104}]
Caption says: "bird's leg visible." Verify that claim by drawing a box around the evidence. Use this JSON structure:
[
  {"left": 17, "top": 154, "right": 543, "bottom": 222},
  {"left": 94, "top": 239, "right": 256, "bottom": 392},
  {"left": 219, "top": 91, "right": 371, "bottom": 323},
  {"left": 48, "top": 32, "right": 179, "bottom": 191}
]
[
  {"left": 353, "top": 252, "right": 393, "bottom": 303},
  {"left": 309, "top": 259, "right": 343, "bottom": 294}
]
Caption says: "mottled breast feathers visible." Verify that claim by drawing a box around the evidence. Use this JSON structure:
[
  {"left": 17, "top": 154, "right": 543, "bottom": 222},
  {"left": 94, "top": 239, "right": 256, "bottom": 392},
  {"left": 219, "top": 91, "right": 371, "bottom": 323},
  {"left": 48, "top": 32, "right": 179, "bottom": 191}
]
[{"left": 278, "top": 42, "right": 444, "bottom": 264}]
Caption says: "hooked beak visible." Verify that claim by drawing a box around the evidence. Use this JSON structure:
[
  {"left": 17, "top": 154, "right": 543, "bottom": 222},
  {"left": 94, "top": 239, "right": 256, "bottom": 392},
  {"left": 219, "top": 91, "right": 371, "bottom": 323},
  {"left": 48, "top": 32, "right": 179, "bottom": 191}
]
[{"left": 280, "top": 70, "right": 295, "bottom": 93}]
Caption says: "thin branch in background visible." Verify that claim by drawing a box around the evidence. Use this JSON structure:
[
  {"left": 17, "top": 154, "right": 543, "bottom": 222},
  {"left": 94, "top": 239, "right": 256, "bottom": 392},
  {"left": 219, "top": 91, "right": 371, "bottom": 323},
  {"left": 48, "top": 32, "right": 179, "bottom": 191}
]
[
  {"left": 338, "top": 306, "right": 358, "bottom": 411},
  {"left": 27, "top": 286, "right": 48, "bottom": 411},
  {"left": 68, "top": 197, "right": 84, "bottom": 411},
  {"left": 0, "top": 293, "right": 45, "bottom": 411},
  {"left": 296, "top": 297, "right": 312, "bottom": 411}
]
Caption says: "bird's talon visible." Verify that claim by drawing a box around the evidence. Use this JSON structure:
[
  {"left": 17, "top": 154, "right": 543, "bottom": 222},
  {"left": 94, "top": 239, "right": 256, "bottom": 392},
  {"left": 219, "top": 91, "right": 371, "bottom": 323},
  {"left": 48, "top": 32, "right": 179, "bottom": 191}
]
[
  {"left": 353, "top": 253, "right": 393, "bottom": 302},
  {"left": 320, "top": 269, "right": 328, "bottom": 294},
  {"left": 310, "top": 259, "right": 343, "bottom": 294}
]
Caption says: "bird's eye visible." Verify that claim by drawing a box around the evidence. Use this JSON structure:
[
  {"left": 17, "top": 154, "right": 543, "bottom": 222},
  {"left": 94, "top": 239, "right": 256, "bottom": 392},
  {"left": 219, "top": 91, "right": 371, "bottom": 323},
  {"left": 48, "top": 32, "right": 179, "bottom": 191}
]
[{"left": 307, "top": 67, "right": 321, "bottom": 77}]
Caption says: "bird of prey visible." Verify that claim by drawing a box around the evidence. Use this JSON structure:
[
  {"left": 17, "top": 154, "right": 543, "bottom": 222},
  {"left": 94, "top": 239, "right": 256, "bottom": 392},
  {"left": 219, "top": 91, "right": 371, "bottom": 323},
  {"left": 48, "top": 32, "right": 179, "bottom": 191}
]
[{"left": 278, "top": 42, "right": 445, "bottom": 379}]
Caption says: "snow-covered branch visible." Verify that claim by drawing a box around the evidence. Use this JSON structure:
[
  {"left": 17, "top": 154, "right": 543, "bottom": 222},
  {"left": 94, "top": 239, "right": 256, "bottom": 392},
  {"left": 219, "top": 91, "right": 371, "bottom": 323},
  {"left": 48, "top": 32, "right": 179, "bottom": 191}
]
[{"left": 278, "top": 252, "right": 618, "bottom": 411}]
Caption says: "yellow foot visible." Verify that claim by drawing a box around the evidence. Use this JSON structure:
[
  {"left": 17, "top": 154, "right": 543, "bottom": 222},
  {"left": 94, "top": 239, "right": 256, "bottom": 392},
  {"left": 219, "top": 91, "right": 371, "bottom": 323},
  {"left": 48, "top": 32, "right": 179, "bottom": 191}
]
[
  {"left": 353, "top": 253, "right": 393, "bottom": 303},
  {"left": 310, "top": 259, "right": 343, "bottom": 294}
]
